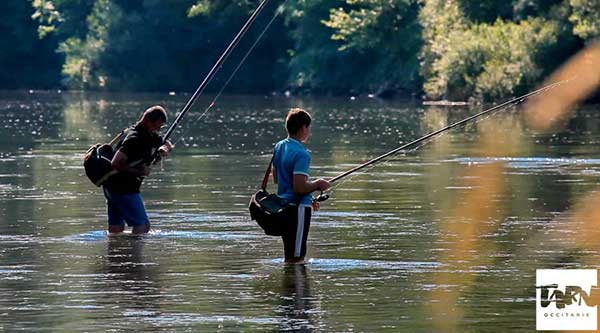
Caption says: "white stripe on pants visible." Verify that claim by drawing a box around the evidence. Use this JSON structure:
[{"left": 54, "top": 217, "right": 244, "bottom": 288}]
[{"left": 295, "top": 204, "right": 312, "bottom": 257}]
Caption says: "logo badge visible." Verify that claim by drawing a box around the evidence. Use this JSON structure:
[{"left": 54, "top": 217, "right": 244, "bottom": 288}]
[{"left": 536, "top": 269, "right": 597, "bottom": 331}]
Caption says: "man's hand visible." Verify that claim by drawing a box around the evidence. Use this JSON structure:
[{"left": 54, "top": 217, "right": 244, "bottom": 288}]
[
  {"left": 311, "top": 200, "right": 321, "bottom": 211},
  {"left": 158, "top": 140, "right": 174, "bottom": 157},
  {"left": 313, "top": 178, "right": 331, "bottom": 192}
]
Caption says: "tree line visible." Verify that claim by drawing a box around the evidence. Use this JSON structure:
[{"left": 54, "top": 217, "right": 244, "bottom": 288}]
[{"left": 2, "top": 0, "right": 598, "bottom": 101}]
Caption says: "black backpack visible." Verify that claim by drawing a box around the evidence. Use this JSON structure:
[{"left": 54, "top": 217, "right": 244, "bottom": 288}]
[{"left": 83, "top": 129, "right": 127, "bottom": 187}]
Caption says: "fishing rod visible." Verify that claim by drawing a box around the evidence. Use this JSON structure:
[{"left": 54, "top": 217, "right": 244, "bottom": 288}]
[
  {"left": 151, "top": 0, "right": 273, "bottom": 163},
  {"left": 172, "top": 0, "right": 289, "bottom": 147},
  {"left": 315, "top": 79, "right": 571, "bottom": 202}
]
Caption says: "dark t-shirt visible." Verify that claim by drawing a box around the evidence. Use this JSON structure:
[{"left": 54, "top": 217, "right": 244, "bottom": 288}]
[{"left": 103, "top": 124, "right": 162, "bottom": 194}]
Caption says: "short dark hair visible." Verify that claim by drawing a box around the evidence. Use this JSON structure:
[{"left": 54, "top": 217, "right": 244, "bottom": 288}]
[
  {"left": 142, "top": 105, "right": 167, "bottom": 123},
  {"left": 285, "top": 108, "right": 311, "bottom": 134}
]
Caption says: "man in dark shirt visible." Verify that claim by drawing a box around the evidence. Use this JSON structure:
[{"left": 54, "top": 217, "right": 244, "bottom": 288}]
[{"left": 103, "top": 105, "right": 173, "bottom": 234}]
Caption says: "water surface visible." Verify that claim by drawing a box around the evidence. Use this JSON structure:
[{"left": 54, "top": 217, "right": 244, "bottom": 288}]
[{"left": 1, "top": 90, "right": 599, "bottom": 331}]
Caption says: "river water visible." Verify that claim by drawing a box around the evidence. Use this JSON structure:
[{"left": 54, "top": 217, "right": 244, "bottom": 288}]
[{"left": 0, "top": 91, "right": 599, "bottom": 331}]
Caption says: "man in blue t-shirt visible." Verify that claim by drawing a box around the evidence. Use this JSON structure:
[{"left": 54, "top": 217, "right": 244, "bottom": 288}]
[{"left": 272, "top": 108, "right": 331, "bottom": 263}]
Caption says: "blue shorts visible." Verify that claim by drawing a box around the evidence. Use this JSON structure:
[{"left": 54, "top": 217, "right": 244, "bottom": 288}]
[{"left": 103, "top": 187, "right": 149, "bottom": 227}]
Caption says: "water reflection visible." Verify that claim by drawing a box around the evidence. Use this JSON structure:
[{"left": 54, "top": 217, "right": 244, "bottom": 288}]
[
  {"left": 426, "top": 115, "right": 520, "bottom": 331},
  {"left": 99, "top": 236, "right": 161, "bottom": 318},
  {"left": 276, "top": 264, "right": 316, "bottom": 332}
]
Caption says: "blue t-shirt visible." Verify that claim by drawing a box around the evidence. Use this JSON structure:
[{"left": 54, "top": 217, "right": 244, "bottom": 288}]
[{"left": 273, "top": 137, "right": 312, "bottom": 205}]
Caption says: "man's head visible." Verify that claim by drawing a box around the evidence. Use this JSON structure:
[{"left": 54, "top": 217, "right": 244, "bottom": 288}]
[
  {"left": 140, "top": 105, "right": 167, "bottom": 133},
  {"left": 286, "top": 108, "right": 312, "bottom": 142}
]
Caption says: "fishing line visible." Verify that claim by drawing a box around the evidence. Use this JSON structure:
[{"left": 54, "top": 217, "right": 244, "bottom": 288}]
[
  {"left": 173, "top": 0, "right": 289, "bottom": 147},
  {"left": 326, "top": 104, "right": 517, "bottom": 195},
  {"left": 317, "top": 80, "right": 571, "bottom": 201},
  {"left": 150, "top": 0, "right": 274, "bottom": 163}
]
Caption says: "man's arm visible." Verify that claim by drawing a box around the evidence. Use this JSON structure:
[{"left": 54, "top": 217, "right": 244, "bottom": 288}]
[
  {"left": 272, "top": 167, "right": 278, "bottom": 184},
  {"left": 293, "top": 174, "right": 329, "bottom": 196},
  {"left": 111, "top": 150, "right": 150, "bottom": 177}
]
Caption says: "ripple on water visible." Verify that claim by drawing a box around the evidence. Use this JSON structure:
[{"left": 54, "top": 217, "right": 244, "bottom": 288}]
[
  {"left": 0, "top": 184, "right": 14, "bottom": 192},
  {"left": 64, "top": 230, "right": 108, "bottom": 242},
  {"left": 158, "top": 212, "right": 236, "bottom": 223},
  {"left": 318, "top": 211, "right": 396, "bottom": 218},
  {"left": 63, "top": 229, "right": 256, "bottom": 243},
  {"left": 0, "top": 234, "right": 45, "bottom": 244},
  {"left": 143, "top": 313, "right": 279, "bottom": 326},
  {"left": 265, "top": 258, "right": 440, "bottom": 272},
  {"left": 454, "top": 156, "right": 600, "bottom": 168},
  {"left": 14, "top": 191, "right": 79, "bottom": 201},
  {"left": 19, "top": 154, "right": 68, "bottom": 160},
  {"left": 0, "top": 266, "right": 36, "bottom": 274},
  {"left": 153, "top": 230, "right": 255, "bottom": 240},
  {"left": 0, "top": 174, "right": 27, "bottom": 178}
]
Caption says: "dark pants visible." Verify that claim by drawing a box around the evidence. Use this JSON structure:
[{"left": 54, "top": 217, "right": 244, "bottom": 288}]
[{"left": 282, "top": 204, "right": 312, "bottom": 260}]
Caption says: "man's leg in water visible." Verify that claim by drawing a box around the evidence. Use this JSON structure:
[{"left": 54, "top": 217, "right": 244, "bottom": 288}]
[
  {"left": 104, "top": 187, "right": 125, "bottom": 234},
  {"left": 282, "top": 205, "right": 312, "bottom": 263},
  {"left": 109, "top": 224, "right": 125, "bottom": 233},
  {"left": 106, "top": 190, "right": 150, "bottom": 234},
  {"left": 120, "top": 192, "right": 150, "bottom": 234},
  {"left": 132, "top": 222, "right": 150, "bottom": 234}
]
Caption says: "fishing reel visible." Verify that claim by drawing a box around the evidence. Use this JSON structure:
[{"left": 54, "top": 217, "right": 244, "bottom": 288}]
[{"left": 314, "top": 191, "right": 330, "bottom": 202}]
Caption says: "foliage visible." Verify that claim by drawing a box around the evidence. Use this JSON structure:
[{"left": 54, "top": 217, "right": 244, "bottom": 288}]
[
  {"left": 30, "top": 0, "right": 288, "bottom": 92},
  {"left": 427, "top": 18, "right": 560, "bottom": 101},
  {"left": 419, "top": 0, "right": 575, "bottom": 101},
  {"left": 188, "top": 0, "right": 211, "bottom": 17},
  {"left": 458, "top": 0, "right": 513, "bottom": 23},
  {"left": 1, "top": 0, "right": 596, "bottom": 100},
  {"left": 32, "top": 0, "right": 94, "bottom": 39},
  {"left": 419, "top": 0, "right": 468, "bottom": 99},
  {"left": 281, "top": 0, "right": 356, "bottom": 94},
  {"left": 0, "top": 1, "right": 62, "bottom": 89},
  {"left": 469, "top": 19, "right": 559, "bottom": 101},
  {"left": 323, "top": 0, "right": 422, "bottom": 94},
  {"left": 569, "top": 0, "right": 600, "bottom": 42},
  {"left": 57, "top": 0, "right": 119, "bottom": 89},
  {"left": 31, "top": 0, "right": 63, "bottom": 38}
]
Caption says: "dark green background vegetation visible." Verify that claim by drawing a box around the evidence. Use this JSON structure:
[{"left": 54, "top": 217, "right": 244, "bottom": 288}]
[{"left": 2, "top": 0, "right": 599, "bottom": 101}]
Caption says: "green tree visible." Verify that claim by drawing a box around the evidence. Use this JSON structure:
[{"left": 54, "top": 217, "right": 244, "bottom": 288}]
[
  {"left": 282, "top": 0, "right": 355, "bottom": 94},
  {"left": 419, "top": 0, "right": 576, "bottom": 101},
  {"left": 19, "top": 0, "right": 594, "bottom": 100},
  {"left": 0, "top": 1, "right": 62, "bottom": 89},
  {"left": 32, "top": 0, "right": 290, "bottom": 92},
  {"left": 323, "top": 0, "right": 422, "bottom": 94},
  {"left": 58, "top": 0, "right": 120, "bottom": 89},
  {"left": 569, "top": 0, "right": 600, "bottom": 42},
  {"left": 32, "top": 0, "right": 111, "bottom": 88},
  {"left": 419, "top": 0, "right": 468, "bottom": 99},
  {"left": 458, "top": 0, "right": 513, "bottom": 23},
  {"left": 32, "top": 0, "right": 94, "bottom": 39}
]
